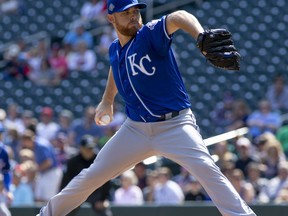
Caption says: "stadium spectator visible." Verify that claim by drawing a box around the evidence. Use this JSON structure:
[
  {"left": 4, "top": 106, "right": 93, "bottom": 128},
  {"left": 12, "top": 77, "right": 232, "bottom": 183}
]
[
  {"left": 274, "top": 184, "right": 288, "bottom": 204},
  {"left": 97, "top": 126, "right": 117, "bottom": 149},
  {"left": 234, "top": 137, "right": 258, "bottom": 178},
  {"left": 97, "top": 25, "right": 117, "bottom": 55},
  {"left": 133, "top": 162, "right": 147, "bottom": 190},
  {"left": 261, "top": 134, "right": 286, "bottom": 179},
  {"left": 67, "top": 40, "right": 96, "bottom": 72},
  {"left": 142, "top": 170, "right": 158, "bottom": 202},
  {"left": 276, "top": 118, "right": 288, "bottom": 157},
  {"left": 20, "top": 110, "right": 35, "bottom": 131},
  {"left": 18, "top": 156, "right": 37, "bottom": 191},
  {"left": 0, "top": 0, "right": 22, "bottom": 16},
  {"left": 2, "top": 44, "right": 30, "bottom": 80},
  {"left": 253, "top": 132, "right": 273, "bottom": 163},
  {"left": 5, "top": 127, "right": 21, "bottom": 163},
  {"left": 48, "top": 44, "right": 69, "bottom": 80},
  {"left": 113, "top": 170, "right": 143, "bottom": 205},
  {"left": 63, "top": 20, "right": 94, "bottom": 51},
  {"left": 36, "top": 107, "right": 60, "bottom": 142},
  {"left": 184, "top": 177, "right": 208, "bottom": 201},
  {"left": 56, "top": 109, "right": 74, "bottom": 137},
  {"left": 154, "top": 167, "right": 184, "bottom": 204},
  {"left": 50, "top": 132, "right": 77, "bottom": 171},
  {"left": 3, "top": 103, "right": 25, "bottom": 135},
  {"left": 210, "top": 92, "right": 234, "bottom": 134},
  {"left": 27, "top": 40, "right": 49, "bottom": 77},
  {"left": 228, "top": 169, "right": 255, "bottom": 204},
  {"left": 10, "top": 164, "right": 34, "bottom": 206},
  {"left": 247, "top": 100, "right": 282, "bottom": 139},
  {"left": 172, "top": 166, "right": 197, "bottom": 194},
  {"left": 0, "top": 109, "right": 6, "bottom": 123},
  {"left": 246, "top": 162, "right": 268, "bottom": 201},
  {"left": 18, "top": 148, "right": 34, "bottom": 163},
  {"left": 227, "top": 99, "right": 251, "bottom": 131},
  {"left": 80, "top": 0, "right": 107, "bottom": 24},
  {"left": 69, "top": 106, "right": 103, "bottom": 147},
  {"left": 258, "top": 161, "right": 288, "bottom": 203},
  {"left": 266, "top": 73, "right": 288, "bottom": 113},
  {"left": 29, "top": 57, "right": 60, "bottom": 86},
  {"left": 20, "top": 129, "right": 62, "bottom": 203},
  {"left": 211, "top": 141, "right": 237, "bottom": 171},
  {"left": 60, "top": 135, "right": 112, "bottom": 216}
]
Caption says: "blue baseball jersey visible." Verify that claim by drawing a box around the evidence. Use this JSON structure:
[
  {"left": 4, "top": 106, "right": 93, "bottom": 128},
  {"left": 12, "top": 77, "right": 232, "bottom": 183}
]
[
  {"left": 109, "top": 15, "right": 191, "bottom": 122},
  {"left": 0, "top": 142, "right": 11, "bottom": 191}
]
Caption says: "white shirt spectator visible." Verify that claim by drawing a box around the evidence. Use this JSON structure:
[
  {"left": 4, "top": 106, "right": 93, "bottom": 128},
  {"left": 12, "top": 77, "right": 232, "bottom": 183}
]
[
  {"left": 154, "top": 180, "right": 184, "bottom": 204},
  {"left": 36, "top": 122, "right": 59, "bottom": 141},
  {"left": 36, "top": 107, "right": 60, "bottom": 141},
  {"left": 67, "top": 40, "right": 96, "bottom": 72},
  {"left": 80, "top": 0, "right": 106, "bottom": 22},
  {"left": 114, "top": 185, "right": 143, "bottom": 205},
  {"left": 113, "top": 170, "right": 144, "bottom": 205}
]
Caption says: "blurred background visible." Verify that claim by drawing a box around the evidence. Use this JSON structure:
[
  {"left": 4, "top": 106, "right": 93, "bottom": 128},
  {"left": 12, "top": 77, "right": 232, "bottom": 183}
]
[{"left": 0, "top": 0, "right": 287, "bottom": 215}]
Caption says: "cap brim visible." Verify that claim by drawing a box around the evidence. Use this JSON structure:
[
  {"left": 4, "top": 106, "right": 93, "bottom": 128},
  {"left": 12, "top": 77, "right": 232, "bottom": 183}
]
[{"left": 117, "top": 3, "right": 147, "bottom": 13}]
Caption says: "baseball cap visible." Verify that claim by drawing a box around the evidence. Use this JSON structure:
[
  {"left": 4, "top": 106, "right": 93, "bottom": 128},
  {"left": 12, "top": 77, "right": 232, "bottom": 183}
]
[
  {"left": 236, "top": 137, "right": 251, "bottom": 148},
  {"left": 80, "top": 135, "right": 96, "bottom": 148},
  {"left": 59, "top": 109, "right": 73, "bottom": 119},
  {"left": 41, "top": 107, "right": 53, "bottom": 116},
  {"left": 107, "top": 0, "right": 147, "bottom": 15}
]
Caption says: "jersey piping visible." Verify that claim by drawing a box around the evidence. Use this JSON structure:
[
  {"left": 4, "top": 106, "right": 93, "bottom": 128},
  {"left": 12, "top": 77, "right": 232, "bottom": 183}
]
[{"left": 124, "top": 38, "right": 161, "bottom": 119}]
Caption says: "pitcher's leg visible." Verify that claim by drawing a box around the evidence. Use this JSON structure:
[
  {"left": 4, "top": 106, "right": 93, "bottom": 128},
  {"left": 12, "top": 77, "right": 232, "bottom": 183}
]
[
  {"left": 39, "top": 123, "right": 154, "bottom": 216},
  {"left": 154, "top": 122, "right": 256, "bottom": 216}
]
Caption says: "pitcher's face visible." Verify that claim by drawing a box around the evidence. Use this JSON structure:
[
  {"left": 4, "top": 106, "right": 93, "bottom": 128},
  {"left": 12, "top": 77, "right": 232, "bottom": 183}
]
[{"left": 109, "top": 7, "right": 143, "bottom": 37}]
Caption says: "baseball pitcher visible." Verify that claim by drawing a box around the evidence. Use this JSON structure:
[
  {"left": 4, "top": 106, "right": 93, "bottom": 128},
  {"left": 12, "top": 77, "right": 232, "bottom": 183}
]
[{"left": 38, "top": 0, "right": 256, "bottom": 215}]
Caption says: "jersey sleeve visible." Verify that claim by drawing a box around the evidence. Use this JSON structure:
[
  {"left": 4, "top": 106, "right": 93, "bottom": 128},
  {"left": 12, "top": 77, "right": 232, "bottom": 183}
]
[
  {"left": 1, "top": 148, "right": 11, "bottom": 191},
  {"left": 143, "top": 15, "right": 173, "bottom": 56}
]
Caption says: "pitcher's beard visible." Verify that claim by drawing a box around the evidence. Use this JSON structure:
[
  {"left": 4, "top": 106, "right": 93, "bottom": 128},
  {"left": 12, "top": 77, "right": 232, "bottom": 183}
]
[{"left": 115, "top": 20, "right": 143, "bottom": 37}]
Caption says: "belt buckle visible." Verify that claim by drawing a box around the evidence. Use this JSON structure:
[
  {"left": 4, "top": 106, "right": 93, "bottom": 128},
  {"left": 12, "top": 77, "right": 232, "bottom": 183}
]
[
  {"left": 165, "top": 112, "right": 173, "bottom": 120},
  {"left": 159, "top": 110, "right": 183, "bottom": 121}
]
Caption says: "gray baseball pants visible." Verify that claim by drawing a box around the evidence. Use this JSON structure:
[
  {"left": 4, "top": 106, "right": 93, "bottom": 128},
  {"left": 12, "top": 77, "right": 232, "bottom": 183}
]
[{"left": 39, "top": 109, "right": 256, "bottom": 216}]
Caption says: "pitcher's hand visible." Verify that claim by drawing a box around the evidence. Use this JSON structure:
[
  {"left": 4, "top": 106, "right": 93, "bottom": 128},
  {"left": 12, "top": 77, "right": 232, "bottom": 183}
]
[{"left": 94, "top": 101, "right": 113, "bottom": 126}]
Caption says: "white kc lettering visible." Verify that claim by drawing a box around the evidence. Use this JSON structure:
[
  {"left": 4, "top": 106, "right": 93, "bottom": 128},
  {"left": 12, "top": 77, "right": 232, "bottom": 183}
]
[{"left": 128, "top": 53, "right": 156, "bottom": 76}]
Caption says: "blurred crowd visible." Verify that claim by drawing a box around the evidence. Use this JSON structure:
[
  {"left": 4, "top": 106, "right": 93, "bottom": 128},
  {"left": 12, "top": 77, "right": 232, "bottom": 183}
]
[
  {"left": 0, "top": 0, "right": 288, "bottom": 215},
  {"left": 0, "top": 0, "right": 116, "bottom": 86},
  {"left": 0, "top": 73, "right": 286, "bottom": 213}
]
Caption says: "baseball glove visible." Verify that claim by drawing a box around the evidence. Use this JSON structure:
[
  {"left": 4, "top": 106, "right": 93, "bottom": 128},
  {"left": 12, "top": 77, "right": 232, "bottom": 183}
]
[{"left": 196, "top": 28, "right": 241, "bottom": 70}]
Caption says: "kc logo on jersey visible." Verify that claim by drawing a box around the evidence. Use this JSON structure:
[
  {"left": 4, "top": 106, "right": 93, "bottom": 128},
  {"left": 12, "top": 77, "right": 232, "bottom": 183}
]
[{"left": 128, "top": 53, "right": 156, "bottom": 76}]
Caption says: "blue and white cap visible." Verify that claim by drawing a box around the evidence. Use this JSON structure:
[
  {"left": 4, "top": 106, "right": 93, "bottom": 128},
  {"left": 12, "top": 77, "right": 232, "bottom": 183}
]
[{"left": 107, "top": 0, "right": 147, "bottom": 15}]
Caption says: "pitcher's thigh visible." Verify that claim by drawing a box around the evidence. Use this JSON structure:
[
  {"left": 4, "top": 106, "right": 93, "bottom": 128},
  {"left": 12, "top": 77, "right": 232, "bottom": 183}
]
[
  {"left": 86, "top": 124, "right": 154, "bottom": 180},
  {"left": 156, "top": 125, "right": 254, "bottom": 216}
]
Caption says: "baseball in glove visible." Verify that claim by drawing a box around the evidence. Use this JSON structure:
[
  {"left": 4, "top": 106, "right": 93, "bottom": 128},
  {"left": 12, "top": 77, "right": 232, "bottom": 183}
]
[{"left": 196, "top": 28, "right": 241, "bottom": 70}]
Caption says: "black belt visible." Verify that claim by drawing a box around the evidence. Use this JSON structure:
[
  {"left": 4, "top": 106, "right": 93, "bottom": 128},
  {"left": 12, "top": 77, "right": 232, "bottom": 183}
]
[{"left": 158, "top": 109, "right": 187, "bottom": 121}]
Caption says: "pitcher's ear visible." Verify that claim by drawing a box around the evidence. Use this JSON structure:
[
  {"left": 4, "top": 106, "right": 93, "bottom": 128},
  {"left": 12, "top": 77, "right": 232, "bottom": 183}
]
[{"left": 107, "top": 14, "right": 114, "bottom": 24}]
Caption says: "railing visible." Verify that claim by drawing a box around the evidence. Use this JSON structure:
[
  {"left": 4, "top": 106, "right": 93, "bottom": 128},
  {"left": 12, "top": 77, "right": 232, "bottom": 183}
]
[{"left": 143, "top": 126, "right": 249, "bottom": 165}]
